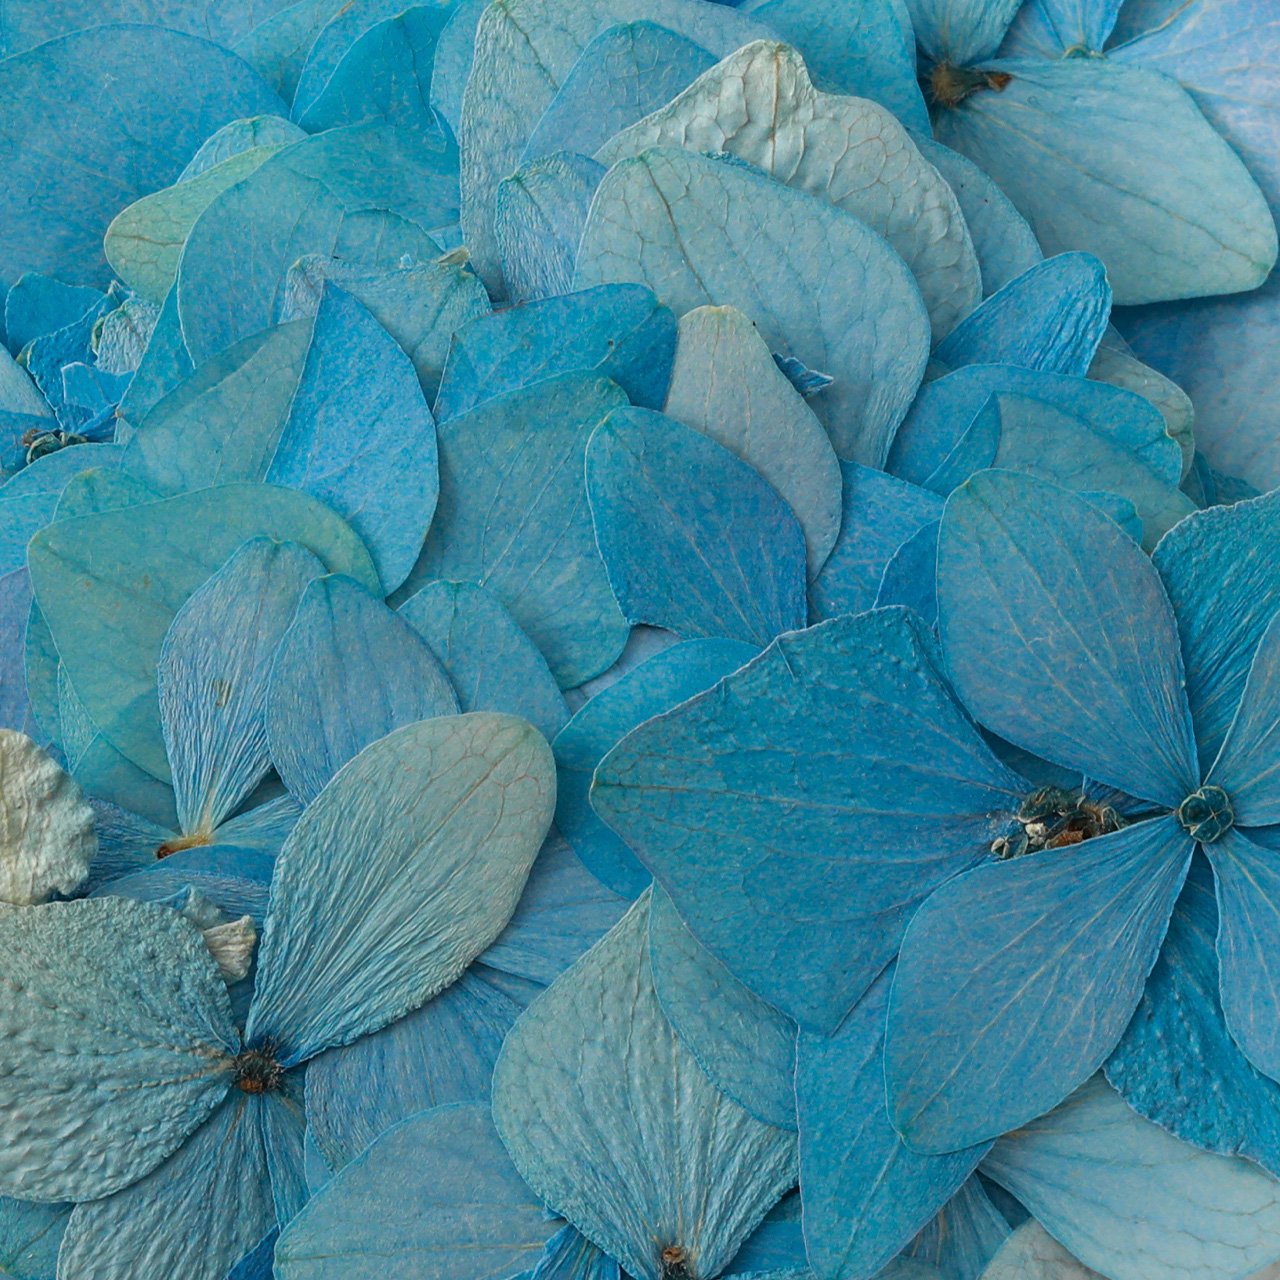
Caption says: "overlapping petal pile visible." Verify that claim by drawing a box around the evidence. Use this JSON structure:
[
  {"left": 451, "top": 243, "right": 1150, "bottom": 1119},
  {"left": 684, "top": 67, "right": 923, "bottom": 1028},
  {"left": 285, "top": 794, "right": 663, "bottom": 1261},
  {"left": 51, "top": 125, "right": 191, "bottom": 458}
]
[{"left": 0, "top": 2, "right": 1278, "bottom": 1279}]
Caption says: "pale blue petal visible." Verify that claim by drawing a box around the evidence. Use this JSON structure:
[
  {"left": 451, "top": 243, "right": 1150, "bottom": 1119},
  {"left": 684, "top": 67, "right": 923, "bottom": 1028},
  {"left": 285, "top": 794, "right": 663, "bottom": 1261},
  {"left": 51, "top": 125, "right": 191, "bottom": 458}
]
[
  {"left": 907, "top": 0, "right": 1021, "bottom": 62},
  {"left": 275, "top": 1103, "right": 553, "bottom": 1280},
  {"left": 554, "top": 638, "right": 756, "bottom": 897},
  {"left": 4, "top": 274, "right": 103, "bottom": 356},
  {"left": 650, "top": 886, "right": 797, "bottom": 1129},
  {"left": 886, "top": 817, "right": 1192, "bottom": 1152},
  {"left": 480, "top": 834, "right": 629, "bottom": 984},
  {"left": 179, "top": 115, "right": 307, "bottom": 181},
  {"left": 938, "top": 471, "right": 1199, "bottom": 806},
  {"left": 267, "top": 574, "right": 457, "bottom": 804},
  {"left": 397, "top": 581, "right": 569, "bottom": 741},
  {"left": 247, "top": 714, "right": 555, "bottom": 1063},
  {"left": 412, "top": 374, "right": 630, "bottom": 686},
  {"left": 160, "top": 539, "right": 322, "bottom": 837},
  {"left": 95, "top": 844, "right": 275, "bottom": 927},
  {"left": 0, "top": 897, "right": 236, "bottom": 1201},
  {"left": 875, "top": 520, "right": 939, "bottom": 627},
  {"left": 532, "top": 1225, "right": 621, "bottom": 1280},
  {"left": 305, "top": 968, "right": 523, "bottom": 1170},
  {"left": 1106, "top": 854, "right": 1280, "bottom": 1177},
  {"left": 434, "top": 285, "right": 676, "bottom": 422},
  {"left": 234, "top": 0, "right": 354, "bottom": 100},
  {"left": 1000, "top": 0, "right": 1124, "bottom": 55},
  {"left": 493, "top": 896, "right": 798, "bottom": 1280},
  {"left": 28, "top": 483, "right": 377, "bottom": 782},
  {"left": 933, "top": 59, "right": 1276, "bottom": 305},
  {"left": 0, "top": 569, "right": 36, "bottom": 738},
  {"left": 266, "top": 285, "right": 439, "bottom": 593},
  {"left": 117, "top": 287, "right": 194, "bottom": 428},
  {"left": 798, "top": 968, "right": 988, "bottom": 1280},
  {"left": 0, "top": 1196, "right": 68, "bottom": 1280},
  {"left": 587, "top": 407, "right": 807, "bottom": 646},
  {"left": 592, "top": 609, "right": 1025, "bottom": 1033},
  {"left": 575, "top": 147, "right": 930, "bottom": 465},
  {"left": 983, "top": 1076, "right": 1280, "bottom": 1280},
  {"left": 1210, "top": 611, "right": 1280, "bottom": 824},
  {"left": 972, "top": 1221, "right": 1098, "bottom": 1279},
  {"left": 905, "top": 1177, "right": 1010, "bottom": 1280}
]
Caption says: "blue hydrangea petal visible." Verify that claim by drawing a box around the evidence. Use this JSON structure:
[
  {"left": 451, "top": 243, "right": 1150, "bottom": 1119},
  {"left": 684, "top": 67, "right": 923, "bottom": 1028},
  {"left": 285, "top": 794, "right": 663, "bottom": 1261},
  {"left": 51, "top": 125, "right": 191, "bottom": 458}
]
[
  {"left": 938, "top": 471, "right": 1199, "bottom": 807},
  {"left": 887, "top": 817, "right": 1192, "bottom": 1153},
  {"left": 907, "top": 0, "right": 1022, "bottom": 62},
  {"left": 0, "top": 1196, "right": 69, "bottom": 1279},
  {"left": 493, "top": 896, "right": 798, "bottom": 1280},
  {"left": 592, "top": 609, "right": 1025, "bottom": 1033},
  {"left": 531, "top": 1224, "right": 621, "bottom": 1280},
  {"left": 905, "top": 1177, "right": 1010, "bottom": 1279},
  {"left": 999, "top": 0, "right": 1124, "bottom": 55}
]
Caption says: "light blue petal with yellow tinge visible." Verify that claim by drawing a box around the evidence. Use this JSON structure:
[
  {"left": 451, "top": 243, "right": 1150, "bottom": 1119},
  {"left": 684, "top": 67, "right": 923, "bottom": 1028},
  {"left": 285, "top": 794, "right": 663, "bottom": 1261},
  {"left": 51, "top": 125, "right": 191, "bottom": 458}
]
[
  {"left": 1106, "top": 854, "right": 1280, "bottom": 1177},
  {"left": 592, "top": 609, "right": 1025, "bottom": 1033},
  {"left": 587, "top": 407, "right": 807, "bottom": 646},
  {"left": 267, "top": 574, "right": 457, "bottom": 805},
  {"left": 0, "top": 25, "right": 282, "bottom": 293},
  {"left": 650, "top": 886, "right": 797, "bottom": 1130},
  {"left": 434, "top": 286, "right": 676, "bottom": 422},
  {"left": 160, "top": 539, "right": 322, "bottom": 837},
  {"left": 933, "top": 58, "right": 1276, "bottom": 306},
  {"left": 57, "top": 1091, "right": 279, "bottom": 1280},
  {"left": 276, "top": 1103, "right": 554, "bottom": 1280},
  {"left": 906, "top": 1177, "right": 1010, "bottom": 1280},
  {"left": 493, "top": 895, "right": 798, "bottom": 1280},
  {"left": 412, "top": 374, "right": 630, "bottom": 687},
  {"left": 555, "top": 638, "right": 756, "bottom": 897},
  {"left": 246, "top": 714, "right": 555, "bottom": 1064},
  {"left": 575, "top": 147, "right": 930, "bottom": 466},
  {"left": 0, "top": 897, "right": 236, "bottom": 1203},
  {"left": 938, "top": 471, "right": 1199, "bottom": 807},
  {"left": 886, "top": 816, "right": 1192, "bottom": 1153},
  {"left": 397, "top": 581, "right": 569, "bottom": 742},
  {"left": 266, "top": 285, "right": 438, "bottom": 594},
  {"left": 983, "top": 1076, "right": 1280, "bottom": 1280},
  {"left": 27, "top": 483, "right": 378, "bottom": 783},
  {"left": 1155, "top": 490, "right": 1280, "bottom": 773},
  {"left": 305, "top": 969, "right": 524, "bottom": 1171}
]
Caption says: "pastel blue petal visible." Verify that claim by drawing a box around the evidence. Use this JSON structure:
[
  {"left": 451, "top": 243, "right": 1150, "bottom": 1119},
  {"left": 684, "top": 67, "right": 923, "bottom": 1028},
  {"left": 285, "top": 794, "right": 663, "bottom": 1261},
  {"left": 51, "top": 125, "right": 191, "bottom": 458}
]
[
  {"left": 275, "top": 1103, "right": 554, "bottom": 1280},
  {"left": 875, "top": 521, "right": 939, "bottom": 627},
  {"left": 887, "top": 817, "right": 1192, "bottom": 1152},
  {"left": 266, "top": 285, "right": 438, "bottom": 593},
  {"left": 412, "top": 374, "right": 630, "bottom": 687},
  {"left": 95, "top": 845, "right": 275, "bottom": 927},
  {"left": 1155, "top": 490, "right": 1280, "bottom": 772},
  {"left": 906, "top": 0, "right": 1021, "bottom": 61},
  {"left": 650, "top": 886, "right": 797, "bottom": 1129},
  {"left": 0, "top": 897, "right": 237, "bottom": 1202},
  {"left": 434, "top": 285, "right": 676, "bottom": 422},
  {"left": 663, "top": 306, "right": 843, "bottom": 576},
  {"left": 177, "top": 122, "right": 455, "bottom": 364},
  {"left": 295, "top": 5, "right": 454, "bottom": 132},
  {"left": 179, "top": 115, "right": 307, "bottom": 180},
  {"left": 278, "top": 254, "right": 490, "bottom": 404},
  {"left": 57, "top": 1092, "right": 277, "bottom": 1280},
  {"left": 592, "top": 609, "right": 1025, "bottom": 1033},
  {"left": 938, "top": 471, "right": 1198, "bottom": 807},
  {"left": 983, "top": 1075, "right": 1280, "bottom": 1280},
  {"left": 480, "top": 834, "right": 629, "bottom": 983},
  {"left": 497, "top": 153, "right": 605, "bottom": 304},
  {"left": 891, "top": 366, "right": 1179, "bottom": 493},
  {"left": 0, "top": 569, "right": 36, "bottom": 738},
  {"left": 305, "top": 969, "right": 524, "bottom": 1171},
  {"left": 1106, "top": 854, "right": 1280, "bottom": 1177},
  {"left": 217, "top": 791, "right": 304, "bottom": 857},
  {"left": 934, "top": 254, "right": 1111, "bottom": 379},
  {"left": 905, "top": 1177, "right": 1010, "bottom": 1280},
  {"left": 493, "top": 896, "right": 799, "bottom": 1280},
  {"left": 0, "top": 25, "right": 282, "bottom": 292},
  {"left": 933, "top": 59, "right": 1276, "bottom": 306},
  {"left": 4, "top": 274, "right": 104, "bottom": 356},
  {"left": 72, "top": 746, "right": 180, "bottom": 835},
  {"left": 721, "top": 1194, "right": 807, "bottom": 1278},
  {"left": 397, "top": 580, "right": 569, "bottom": 741},
  {"left": 522, "top": 22, "right": 715, "bottom": 162},
  {"left": 247, "top": 714, "right": 555, "bottom": 1063},
  {"left": 458, "top": 0, "right": 769, "bottom": 294},
  {"left": 798, "top": 968, "right": 988, "bottom": 1280},
  {"left": 575, "top": 147, "right": 931, "bottom": 465},
  {"left": 555, "top": 638, "right": 756, "bottom": 897},
  {"left": 532, "top": 1225, "right": 621, "bottom": 1280},
  {"left": 741, "top": 0, "right": 927, "bottom": 131},
  {"left": 266, "top": 574, "right": 457, "bottom": 804},
  {"left": 970, "top": 1221, "right": 1095, "bottom": 1280},
  {"left": 810, "top": 464, "right": 942, "bottom": 622},
  {"left": 117, "top": 287, "right": 194, "bottom": 427},
  {"left": 234, "top": 0, "right": 355, "bottom": 100},
  {"left": 122, "top": 320, "right": 313, "bottom": 496},
  {"left": 911, "top": 140, "right": 1041, "bottom": 297},
  {"left": 28, "top": 483, "right": 378, "bottom": 782},
  {"left": 1210, "top": 612, "right": 1280, "bottom": 825},
  {"left": 1000, "top": 0, "right": 1123, "bottom": 54},
  {"left": 0, "top": 1196, "right": 68, "bottom": 1280},
  {"left": 586, "top": 407, "right": 807, "bottom": 645},
  {"left": 160, "top": 539, "right": 322, "bottom": 836}
]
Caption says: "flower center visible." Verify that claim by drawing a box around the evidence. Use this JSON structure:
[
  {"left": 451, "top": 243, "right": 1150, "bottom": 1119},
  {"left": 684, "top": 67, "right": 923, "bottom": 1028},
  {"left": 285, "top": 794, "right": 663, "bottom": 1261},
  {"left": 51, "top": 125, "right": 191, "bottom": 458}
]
[
  {"left": 992, "top": 786, "right": 1124, "bottom": 860},
  {"left": 233, "top": 1047, "right": 284, "bottom": 1095},
  {"left": 156, "top": 829, "right": 213, "bottom": 859},
  {"left": 661, "top": 1247, "right": 692, "bottom": 1280},
  {"left": 926, "top": 61, "right": 1014, "bottom": 109},
  {"left": 1177, "top": 786, "right": 1234, "bottom": 843}
]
